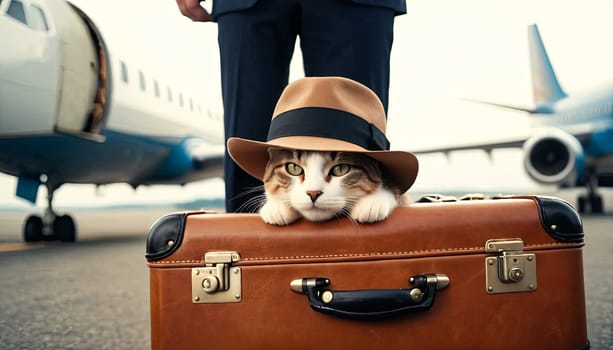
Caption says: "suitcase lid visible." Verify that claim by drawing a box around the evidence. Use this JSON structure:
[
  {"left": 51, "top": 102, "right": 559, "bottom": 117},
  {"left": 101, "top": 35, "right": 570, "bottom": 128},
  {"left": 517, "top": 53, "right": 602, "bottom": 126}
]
[{"left": 146, "top": 195, "right": 583, "bottom": 267}]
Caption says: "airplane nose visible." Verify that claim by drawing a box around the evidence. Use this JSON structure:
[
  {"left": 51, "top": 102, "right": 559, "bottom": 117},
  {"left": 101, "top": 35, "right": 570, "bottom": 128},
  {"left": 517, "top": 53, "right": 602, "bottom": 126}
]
[{"left": 306, "top": 191, "right": 323, "bottom": 203}]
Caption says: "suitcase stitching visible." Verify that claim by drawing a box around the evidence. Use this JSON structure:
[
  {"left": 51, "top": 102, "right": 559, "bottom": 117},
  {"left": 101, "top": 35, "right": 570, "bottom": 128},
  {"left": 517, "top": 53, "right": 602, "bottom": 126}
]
[
  {"left": 239, "top": 242, "right": 581, "bottom": 262},
  {"left": 148, "top": 242, "right": 582, "bottom": 265},
  {"left": 240, "top": 248, "right": 481, "bottom": 261},
  {"left": 149, "top": 259, "right": 202, "bottom": 264}
]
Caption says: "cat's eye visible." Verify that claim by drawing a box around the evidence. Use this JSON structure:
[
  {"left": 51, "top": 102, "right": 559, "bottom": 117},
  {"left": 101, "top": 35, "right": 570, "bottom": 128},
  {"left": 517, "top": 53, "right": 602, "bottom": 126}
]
[
  {"left": 330, "top": 164, "right": 351, "bottom": 177},
  {"left": 285, "top": 162, "right": 304, "bottom": 176}
]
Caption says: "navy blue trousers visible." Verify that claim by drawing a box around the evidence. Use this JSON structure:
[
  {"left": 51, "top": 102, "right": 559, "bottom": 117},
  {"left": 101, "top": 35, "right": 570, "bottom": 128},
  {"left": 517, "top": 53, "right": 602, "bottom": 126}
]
[{"left": 217, "top": 0, "right": 396, "bottom": 212}]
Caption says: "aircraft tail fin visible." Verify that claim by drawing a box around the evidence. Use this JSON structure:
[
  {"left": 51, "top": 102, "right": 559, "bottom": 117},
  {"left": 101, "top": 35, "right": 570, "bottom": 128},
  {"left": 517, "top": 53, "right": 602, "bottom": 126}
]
[{"left": 528, "top": 24, "right": 567, "bottom": 105}]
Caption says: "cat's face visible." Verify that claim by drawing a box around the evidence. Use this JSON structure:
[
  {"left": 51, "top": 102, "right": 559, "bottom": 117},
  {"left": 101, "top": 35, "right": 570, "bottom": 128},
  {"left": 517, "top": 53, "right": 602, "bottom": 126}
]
[{"left": 263, "top": 149, "right": 383, "bottom": 222}]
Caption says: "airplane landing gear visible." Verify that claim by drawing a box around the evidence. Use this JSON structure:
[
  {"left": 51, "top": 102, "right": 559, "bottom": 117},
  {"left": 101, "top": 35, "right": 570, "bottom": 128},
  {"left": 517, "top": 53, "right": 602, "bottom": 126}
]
[
  {"left": 24, "top": 215, "right": 44, "bottom": 242},
  {"left": 22, "top": 184, "right": 76, "bottom": 242},
  {"left": 577, "top": 194, "right": 603, "bottom": 214},
  {"left": 577, "top": 173, "right": 604, "bottom": 214},
  {"left": 53, "top": 215, "right": 76, "bottom": 242}
]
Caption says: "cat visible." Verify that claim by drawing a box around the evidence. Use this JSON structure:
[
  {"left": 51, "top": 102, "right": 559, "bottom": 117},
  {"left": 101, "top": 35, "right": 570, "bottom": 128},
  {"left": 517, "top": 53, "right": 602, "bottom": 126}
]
[{"left": 258, "top": 148, "right": 406, "bottom": 225}]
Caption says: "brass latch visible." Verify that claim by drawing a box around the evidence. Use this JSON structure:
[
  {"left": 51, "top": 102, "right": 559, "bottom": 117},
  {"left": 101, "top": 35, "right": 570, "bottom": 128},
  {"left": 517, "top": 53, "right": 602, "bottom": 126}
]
[
  {"left": 485, "top": 239, "right": 537, "bottom": 294},
  {"left": 192, "top": 251, "right": 241, "bottom": 303}
]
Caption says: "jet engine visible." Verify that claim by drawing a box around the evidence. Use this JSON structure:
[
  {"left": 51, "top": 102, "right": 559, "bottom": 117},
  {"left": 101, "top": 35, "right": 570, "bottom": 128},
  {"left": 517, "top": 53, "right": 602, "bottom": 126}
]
[{"left": 522, "top": 129, "right": 585, "bottom": 186}]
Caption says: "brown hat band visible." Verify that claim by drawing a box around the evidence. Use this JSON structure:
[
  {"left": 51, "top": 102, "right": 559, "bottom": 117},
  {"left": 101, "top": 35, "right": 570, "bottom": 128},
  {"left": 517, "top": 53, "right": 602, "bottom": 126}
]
[{"left": 266, "top": 107, "right": 391, "bottom": 151}]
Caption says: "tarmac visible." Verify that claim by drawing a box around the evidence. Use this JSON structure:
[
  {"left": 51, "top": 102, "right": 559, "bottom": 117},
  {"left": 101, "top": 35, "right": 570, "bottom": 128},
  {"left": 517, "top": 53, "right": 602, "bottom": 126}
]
[{"left": 0, "top": 191, "right": 611, "bottom": 349}]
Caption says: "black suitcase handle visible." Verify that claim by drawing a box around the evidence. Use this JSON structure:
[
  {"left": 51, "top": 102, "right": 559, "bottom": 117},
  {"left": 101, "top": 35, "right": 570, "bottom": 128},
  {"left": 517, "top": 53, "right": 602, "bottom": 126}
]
[{"left": 290, "top": 274, "right": 449, "bottom": 320}]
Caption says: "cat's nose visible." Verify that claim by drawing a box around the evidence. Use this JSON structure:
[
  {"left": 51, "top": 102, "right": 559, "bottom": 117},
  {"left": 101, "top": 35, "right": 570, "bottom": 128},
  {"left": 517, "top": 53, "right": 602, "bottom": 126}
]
[{"left": 306, "top": 190, "right": 323, "bottom": 202}]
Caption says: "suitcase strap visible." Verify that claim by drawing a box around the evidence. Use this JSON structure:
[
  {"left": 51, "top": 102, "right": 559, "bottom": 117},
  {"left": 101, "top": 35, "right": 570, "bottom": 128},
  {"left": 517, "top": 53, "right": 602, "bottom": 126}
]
[{"left": 290, "top": 274, "right": 449, "bottom": 320}]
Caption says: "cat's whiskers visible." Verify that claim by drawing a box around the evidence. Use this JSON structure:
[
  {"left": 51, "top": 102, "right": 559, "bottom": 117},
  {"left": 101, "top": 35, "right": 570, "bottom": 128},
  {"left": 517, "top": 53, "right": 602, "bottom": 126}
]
[
  {"left": 236, "top": 196, "right": 266, "bottom": 214},
  {"left": 343, "top": 197, "right": 359, "bottom": 209},
  {"left": 234, "top": 185, "right": 267, "bottom": 213},
  {"left": 334, "top": 206, "right": 360, "bottom": 229}
]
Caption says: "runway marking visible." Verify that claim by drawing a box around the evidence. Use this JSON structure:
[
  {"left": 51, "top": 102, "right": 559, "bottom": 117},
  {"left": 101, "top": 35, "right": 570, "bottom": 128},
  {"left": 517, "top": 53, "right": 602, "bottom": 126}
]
[{"left": 0, "top": 242, "right": 48, "bottom": 252}]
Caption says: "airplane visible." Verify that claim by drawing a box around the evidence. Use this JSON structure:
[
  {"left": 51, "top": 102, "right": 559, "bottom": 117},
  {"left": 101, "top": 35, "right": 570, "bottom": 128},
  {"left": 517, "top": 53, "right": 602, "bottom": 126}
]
[
  {"left": 0, "top": 0, "right": 225, "bottom": 242},
  {"left": 412, "top": 24, "right": 613, "bottom": 214}
]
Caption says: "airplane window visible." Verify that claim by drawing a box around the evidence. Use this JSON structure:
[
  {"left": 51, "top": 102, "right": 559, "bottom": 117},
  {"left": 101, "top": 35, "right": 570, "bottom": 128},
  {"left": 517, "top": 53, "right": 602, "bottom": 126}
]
[
  {"left": 167, "top": 87, "right": 173, "bottom": 103},
  {"left": 154, "top": 80, "right": 160, "bottom": 98},
  {"left": 179, "top": 93, "right": 184, "bottom": 108},
  {"left": 120, "top": 61, "right": 129, "bottom": 83},
  {"left": 139, "top": 71, "right": 146, "bottom": 91},
  {"left": 189, "top": 98, "right": 193, "bottom": 112},
  {"left": 7, "top": 0, "right": 27, "bottom": 25},
  {"left": 29, "top": 5, "right": 49, "bottom": 31}
]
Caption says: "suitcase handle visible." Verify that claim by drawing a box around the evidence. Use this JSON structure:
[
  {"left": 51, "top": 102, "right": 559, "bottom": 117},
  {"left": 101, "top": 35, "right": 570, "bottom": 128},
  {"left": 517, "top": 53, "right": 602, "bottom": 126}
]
[{"left": 290, "top": 274, "right": 449, "bottom": 320}]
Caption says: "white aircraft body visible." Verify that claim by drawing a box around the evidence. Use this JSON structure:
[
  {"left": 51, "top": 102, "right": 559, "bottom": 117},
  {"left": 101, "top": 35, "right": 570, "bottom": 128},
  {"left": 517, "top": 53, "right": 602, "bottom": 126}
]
[
  {"left": 0, "top": 0, "right": 224, "bottom": 241},
  {"left": 413, "top": 24, "right": 613, "bottom": 214}
]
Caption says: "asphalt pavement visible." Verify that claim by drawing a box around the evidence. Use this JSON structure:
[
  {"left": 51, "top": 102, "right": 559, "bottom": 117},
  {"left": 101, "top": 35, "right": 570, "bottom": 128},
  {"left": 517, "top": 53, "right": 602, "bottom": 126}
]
[{"left": 0, "top": 201, "right": 611, "bottom": 349}]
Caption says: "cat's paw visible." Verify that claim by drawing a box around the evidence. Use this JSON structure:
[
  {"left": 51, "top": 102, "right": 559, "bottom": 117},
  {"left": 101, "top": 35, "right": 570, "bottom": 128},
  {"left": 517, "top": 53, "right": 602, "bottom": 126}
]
[
  {"left": 350, "top": 189, "right": 398, "bottom": 224},
  {"left": 259, "top": 200, "right": 301, "bottom": 226}
]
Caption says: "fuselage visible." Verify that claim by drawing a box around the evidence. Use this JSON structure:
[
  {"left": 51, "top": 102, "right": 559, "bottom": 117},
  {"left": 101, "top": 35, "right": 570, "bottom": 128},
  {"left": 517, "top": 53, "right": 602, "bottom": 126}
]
[
  {"left": 0, "top": 0, "right": 224, "bottom": 195},
  {"left": 533, "top": 84, "right": 613, "bottom": 135}
]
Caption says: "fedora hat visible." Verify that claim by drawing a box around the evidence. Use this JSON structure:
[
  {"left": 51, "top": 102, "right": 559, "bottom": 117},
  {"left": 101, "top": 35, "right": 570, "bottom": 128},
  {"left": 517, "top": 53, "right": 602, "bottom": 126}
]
[{"left": 227, "top": 76, "right": 419, "bottom": 193}]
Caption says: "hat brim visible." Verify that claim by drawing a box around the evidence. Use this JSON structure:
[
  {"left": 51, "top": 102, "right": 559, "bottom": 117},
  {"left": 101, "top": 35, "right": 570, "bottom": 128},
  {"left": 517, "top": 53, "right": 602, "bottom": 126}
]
[{"left": 227, "top": 136, "right": 419, "bottom": 193}]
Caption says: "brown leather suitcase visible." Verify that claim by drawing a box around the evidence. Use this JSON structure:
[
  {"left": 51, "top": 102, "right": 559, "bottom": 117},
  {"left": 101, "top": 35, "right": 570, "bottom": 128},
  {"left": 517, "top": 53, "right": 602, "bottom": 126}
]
[{"left": 146, "top": 195, "right": 590, "bottom": 349}]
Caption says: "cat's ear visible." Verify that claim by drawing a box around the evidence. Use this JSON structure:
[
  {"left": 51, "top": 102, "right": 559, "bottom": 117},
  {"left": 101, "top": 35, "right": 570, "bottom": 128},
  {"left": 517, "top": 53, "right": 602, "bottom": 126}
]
[
  {"left": 266, "top": 148, "right": 282, "bottom": 164},
  {"left": 267, "top": 147, "right": 287, "bottom": 159},
  {"left": 267, "top": 147, "right": 277, "bottom": 158},
  {"left": 267, "top": 148, "right": 296, "bottom": 162}
]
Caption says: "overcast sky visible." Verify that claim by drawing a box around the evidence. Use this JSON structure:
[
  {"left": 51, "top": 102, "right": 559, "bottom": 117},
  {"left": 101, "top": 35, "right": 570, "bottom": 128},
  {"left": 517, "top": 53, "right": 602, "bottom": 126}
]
[{"left": 1, "top": 0, "right": 612, "bottom": 207}]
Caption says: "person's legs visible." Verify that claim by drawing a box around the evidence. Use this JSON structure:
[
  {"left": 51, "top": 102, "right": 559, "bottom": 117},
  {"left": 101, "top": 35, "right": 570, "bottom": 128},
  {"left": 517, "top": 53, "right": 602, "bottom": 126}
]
[
  {"left": 299, "top": 0, "right": 395, "bottom": 113},
  {"left": 217, "top": 1, "right": 299, "bottom": 212}
]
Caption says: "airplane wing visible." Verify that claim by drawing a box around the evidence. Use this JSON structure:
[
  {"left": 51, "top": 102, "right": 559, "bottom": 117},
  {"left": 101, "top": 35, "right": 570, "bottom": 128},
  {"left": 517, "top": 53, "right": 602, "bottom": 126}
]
[
  {"left": 411, "top": 137, "right": 527, "bottom": 155},
  {"left": 411, "top": 131, "right": 593, "bottom": 156},
  {"left": 460, "top": 98, "right": 537, "bottom": 113},
  {"left": 188, "top": 141, "right": 225, "bottom": 173},
  {"left": 146, "top": 138, "right": 225, "bottom": 184}
]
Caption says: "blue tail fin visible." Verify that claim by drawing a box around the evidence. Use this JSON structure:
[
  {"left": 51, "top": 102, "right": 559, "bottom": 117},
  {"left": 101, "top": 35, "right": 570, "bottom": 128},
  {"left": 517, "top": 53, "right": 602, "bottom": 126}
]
[{"left": 528, "top": 24, "right": 567, "bottom": 106}]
